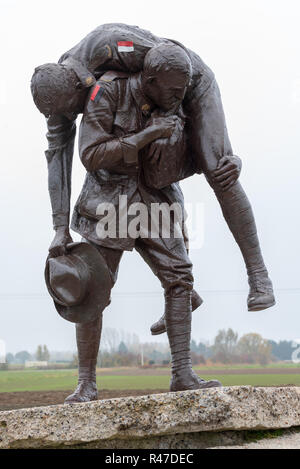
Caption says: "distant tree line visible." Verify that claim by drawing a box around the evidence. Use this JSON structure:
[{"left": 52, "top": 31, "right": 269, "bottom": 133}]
[
  {"left": 191, "top": 330, "right": 298, "bottom": 365},
  {"left": 2, "top": 331, "right": 299, "bottom": 368},
  {"left": 5, "top": 345, "right": 50, "bottom": 365},
  {"left": 268, "top": 340, "right": 299, "bottom": 361},
  {"left": 210, "top": 329, "right": 272, "bottom": 365},
  {"left": 95, "top": 329, "right": 171, "bottom": 367}
]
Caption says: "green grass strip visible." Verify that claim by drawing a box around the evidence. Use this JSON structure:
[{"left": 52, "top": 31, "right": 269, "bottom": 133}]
[{"left": 1, "top": 370, "right": 300, "bottom": 393}]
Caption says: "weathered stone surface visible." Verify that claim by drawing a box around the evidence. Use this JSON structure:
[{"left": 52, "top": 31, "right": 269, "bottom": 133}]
[{"left": 1, "top": 386, "right": 300, "bottom": 449}]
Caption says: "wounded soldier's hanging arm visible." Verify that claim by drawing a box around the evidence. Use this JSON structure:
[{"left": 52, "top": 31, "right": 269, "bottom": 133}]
[{"left": 45, "top": 114, "right": 76, "bottom": 230}]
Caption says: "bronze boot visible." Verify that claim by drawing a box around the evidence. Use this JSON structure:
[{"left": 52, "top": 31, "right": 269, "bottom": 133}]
[
  {"left": 248, "top": 271, "right": 275, "bottom": 311},
  {"left": 150, "top": 289, "right": 203, "bottom": 336},
  {"left": 65, "top": 316, "right": 102, "bottom": 404},
  {"left": 165, "top": 291, "right": 221, "bottom": 392}
]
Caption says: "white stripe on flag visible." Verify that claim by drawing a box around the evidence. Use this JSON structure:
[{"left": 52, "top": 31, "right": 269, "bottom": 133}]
[{"left": 118, "top": 46, "right": 134, "bottom": 52}]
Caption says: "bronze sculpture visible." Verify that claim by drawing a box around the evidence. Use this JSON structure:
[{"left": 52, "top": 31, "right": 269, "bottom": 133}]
[{"left": 31, "top": 23, "right": 275, "bottom": 403}]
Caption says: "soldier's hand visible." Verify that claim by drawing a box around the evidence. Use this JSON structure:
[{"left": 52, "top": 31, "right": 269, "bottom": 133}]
[
  {"left": 49, "top": 226, "right": 73, "bottom": 257},
  {"left": 148, "top": 116, "right": 184, "bottom": 163},
  {"left": 150, "top": 115, "right": 179, "bottom": 126},
  {"left": 213, "top": 155, "right": 242, "bottom": 191},
  {"left": 150, "top": 116, "right": 179, "bottom": 139}
]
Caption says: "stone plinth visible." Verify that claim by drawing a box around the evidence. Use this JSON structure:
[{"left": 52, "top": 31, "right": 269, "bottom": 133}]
[{"left": 1, "top": 386, "right": 300, "bottom": 449}]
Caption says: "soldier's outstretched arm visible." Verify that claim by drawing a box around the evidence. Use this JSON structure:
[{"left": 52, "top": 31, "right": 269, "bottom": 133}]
[{"left": 45, "top": 114, "right": 76, "bottom": 257}]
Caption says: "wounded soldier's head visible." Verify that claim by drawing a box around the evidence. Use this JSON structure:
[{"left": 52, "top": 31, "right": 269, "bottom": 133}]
[
  {"left": 142, "top": 44, "right": 192, "bottom": 113},
  {"left": 30, "top": 63, "right": 88, "bottom": 119}
]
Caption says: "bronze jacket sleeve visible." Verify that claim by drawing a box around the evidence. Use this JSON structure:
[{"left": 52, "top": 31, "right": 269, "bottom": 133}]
[
  {"left": 45, "top": 114, "right": 76, "bottom": 229},
  {"left": 79, "top": 81, "right": 138, "bottom": 172}
]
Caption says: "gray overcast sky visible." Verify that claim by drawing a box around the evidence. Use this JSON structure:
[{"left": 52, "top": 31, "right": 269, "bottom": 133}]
[{"left": 0, "top": 0, "right": 299, "bottom": 354}]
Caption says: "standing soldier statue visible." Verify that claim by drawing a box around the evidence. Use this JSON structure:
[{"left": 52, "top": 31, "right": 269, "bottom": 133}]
[{"left": 31, "top": 23, "right": 275, "bottom": 403}]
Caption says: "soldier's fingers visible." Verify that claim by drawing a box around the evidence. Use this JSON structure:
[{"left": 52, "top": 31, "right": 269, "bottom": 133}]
[
  {"left": 220, "top": 175, "right": 237, "bottom": 190},
  {"left": 163, "top": 126, "right": 174, "bottom": 138},
  {"left": 214, "top": 162, "right": 236, "bottom": 176},
  {"left": 216, "top": 156, "right": 229, "bottom": 169},
  {"left": 214, "top": 168, "right": 238, "bottom": 182},
  {"left": 222, "top": 179, "right": 237, "bottom": 191},
  {"left": 220, "top": 174, "right": 236, "bottom": 186},
  {"left": 166, "top": 116, "right": 178, "bottom": 125}
]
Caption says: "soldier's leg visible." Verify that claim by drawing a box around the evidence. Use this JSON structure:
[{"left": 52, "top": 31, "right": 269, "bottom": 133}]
[
  {"left": 150, "top": 222, "right": 203, "bottom": 336},
  {"left": 185, "top": 79, "right": 275, "bottom": 311},
  {"left": 135, "top": 236, "right": 221, "bottom": 391},
  {"left": 65, "top": 241, "right": 123, "bottom": 403},
  {"left": 150, "top": 290, "right": 203, "bottom": 336}
]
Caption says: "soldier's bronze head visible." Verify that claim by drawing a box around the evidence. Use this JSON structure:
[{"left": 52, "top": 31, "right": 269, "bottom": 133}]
[
  {"left": 30, "top": 63, "right": 87, "bottom": 119},
  {"left": 142, "top": 44, "right": 192, "bottom": 113}
]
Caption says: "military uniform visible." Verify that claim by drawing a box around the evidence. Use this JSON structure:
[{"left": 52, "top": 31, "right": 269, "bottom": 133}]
[{"left": 71, "top": 71, "right": 193, "bottom": 295}]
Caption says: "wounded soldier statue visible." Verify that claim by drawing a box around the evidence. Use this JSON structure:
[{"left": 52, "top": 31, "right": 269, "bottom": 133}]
[{"left": 31, "top": 23, "right": 275, "bottom": 403}]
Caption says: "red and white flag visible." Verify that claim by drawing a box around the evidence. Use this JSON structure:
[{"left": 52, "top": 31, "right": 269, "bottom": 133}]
[{"left": 117, "top": 41, "right": 134, "bottom": 52}]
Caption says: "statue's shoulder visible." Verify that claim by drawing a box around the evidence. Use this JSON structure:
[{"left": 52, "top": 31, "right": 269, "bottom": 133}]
[
  {"left": 99, "top": 70, "right": 129, "bottom": 83},
  {"left": 87, "top": 71, "right": 129, "bottom": 108}
]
